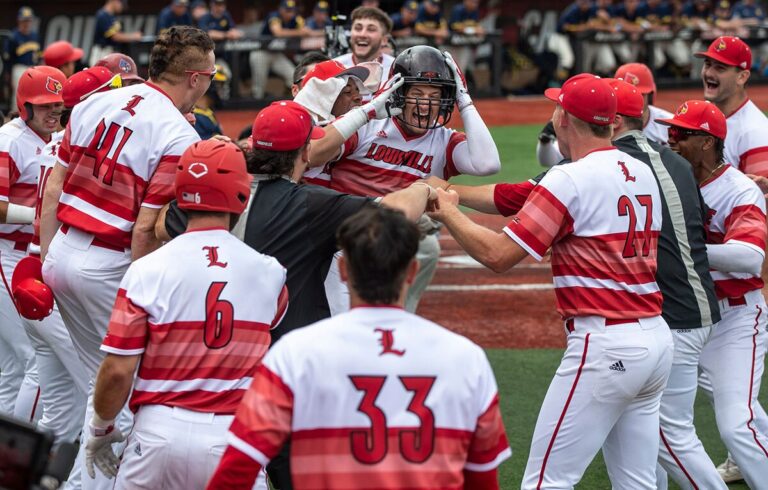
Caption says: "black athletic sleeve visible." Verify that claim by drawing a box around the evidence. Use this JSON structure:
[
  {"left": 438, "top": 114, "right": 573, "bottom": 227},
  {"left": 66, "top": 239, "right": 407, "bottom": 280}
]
[
  {"left": 164, "top": 200, "right": 189, "bottom": 239},
  {"left": 306, "top": 187, "right": 373, "bottom": 255}
]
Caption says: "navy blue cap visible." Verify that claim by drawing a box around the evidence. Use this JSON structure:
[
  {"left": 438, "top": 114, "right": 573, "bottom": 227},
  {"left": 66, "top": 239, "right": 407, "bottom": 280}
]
[{"left": 17, "top": 6, "right": 34, "bottom": 20}]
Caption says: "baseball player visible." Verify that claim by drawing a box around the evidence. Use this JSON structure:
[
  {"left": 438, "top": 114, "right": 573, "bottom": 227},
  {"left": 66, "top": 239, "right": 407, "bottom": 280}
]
[
  {"left": 333, "top": 6, "right": 395, "bottom": 100},
  {"left": 656, "top": 100, "right": 768, "bottom": 488},
  {"left": 697, "top": 36, "right": 768, "bottom": 177},
  {"left": 537, "top": 62, "right": 673, "bottom": 168},
  {"left": 42, "top": 41, "right": 84, "bottom": 78},
  {"left": 40, "top": 26, "right": 208, "bottom": 488},
  {"left": 428, "top": 74, "right": 674, "bottom": 489},
  {"left": 85, "top": 139, "right": 282, "bottom": 489},
  {"left": 95, "top": 53, "right": 146, "bottom": 86},
  {"left": 206, "top": 205, "right": 511, "bottom": 489},
  {"left": 311, "top": 45, "right": 500, "bottom": 312},
  {"left": 429, "top": 79, "right": 726, "bottom": 489},
  {"left": 11, "top": 67, "right": 120, "bottom": 459},
  {"left": 0, "top": 65, "right": 68, "bottom": 423}
]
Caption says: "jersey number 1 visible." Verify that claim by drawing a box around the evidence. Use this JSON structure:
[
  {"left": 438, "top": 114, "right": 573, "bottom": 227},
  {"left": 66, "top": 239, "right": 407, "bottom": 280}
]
[
  {"left": 204, "top": 282, "right": 234, "bottom": 349},
  {"left": 84, "top": 119, "right": 134, "bottom": 186},
  {"left": 349, "top": 375, "right": 435, "bottom": 464},
  {"left": 617, "top": 194, "right": 653, "bottom": 258}
]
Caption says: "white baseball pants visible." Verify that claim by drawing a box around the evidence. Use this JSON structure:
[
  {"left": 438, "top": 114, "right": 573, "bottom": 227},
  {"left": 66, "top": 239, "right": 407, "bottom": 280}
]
[
  {"left": 116, "top": 405, "right": 267, "bottom": 489},
  {"left": 656, "top": 327, "right": 726, "bottom": 490},
  {"left": 698, "top": 289, "right": 768, "bottom": 488},
  {"left": 0, "top": 238, "right": 40, "bottom": 421},
  {"left": 43, "top": 227, "right": 134, "bottom": 490},
  {"left": 522, "top": 315, "right": 673, "bottom": 490},
  {"left": 405, "top": 232, "right": 440, "bottom": 313}
]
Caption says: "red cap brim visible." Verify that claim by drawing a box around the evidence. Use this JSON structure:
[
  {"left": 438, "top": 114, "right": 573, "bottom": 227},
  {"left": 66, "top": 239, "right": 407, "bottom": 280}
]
[
  {"left": 544, "top": 88, "right": 561, "bottom": 102},
  {"left": 654, "top": 117, "right": 702, "bottom": 132},
  {"left": 694, "top": 50, "right": 741, "bottom": 68},
  {"left": 310, "top": 126, "right": 325, "bottom": 140},
  {"left": 68, "top": 48, "right": 84, "bottom": 63},
  {"left": 11, "top": 256, "right": 43, "bottom": 294}
]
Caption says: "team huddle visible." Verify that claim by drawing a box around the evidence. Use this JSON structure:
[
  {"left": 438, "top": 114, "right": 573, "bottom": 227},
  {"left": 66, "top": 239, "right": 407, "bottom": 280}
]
[{"left": 0, "top": 17, "right": 767, "bottom": 490}]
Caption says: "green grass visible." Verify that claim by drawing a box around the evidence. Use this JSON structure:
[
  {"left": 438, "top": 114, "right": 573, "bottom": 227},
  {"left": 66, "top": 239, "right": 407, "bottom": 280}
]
[
  {"left": 489, "top": 349, "right": 763, "bottom": 489},
  {"left": 452, "top": 124, "right": 546, "bottom": 186}
]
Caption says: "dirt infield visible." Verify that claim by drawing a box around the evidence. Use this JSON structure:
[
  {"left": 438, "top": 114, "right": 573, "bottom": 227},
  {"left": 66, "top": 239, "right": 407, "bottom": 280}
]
[{"left": 216, "top": 85, "right": 768, "bottom": 349}]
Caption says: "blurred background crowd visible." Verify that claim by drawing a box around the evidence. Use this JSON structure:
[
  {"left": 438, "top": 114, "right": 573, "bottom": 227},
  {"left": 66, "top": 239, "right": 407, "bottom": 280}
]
[{"left": 4, "top": 0, "right": 768, "bottom": 113}]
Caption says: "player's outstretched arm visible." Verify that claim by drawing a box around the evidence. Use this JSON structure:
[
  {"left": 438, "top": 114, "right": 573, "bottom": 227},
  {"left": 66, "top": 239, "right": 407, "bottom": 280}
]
[
  {"left": 428, "top": 188, "right": 528, "bottom": 273},
  {"left": 132, "top": 207, "right": 164, "bottom": 260},
  {"left": 379, "top": 181, "right": 437, "bottom": 222},
  {"left": 443, "top": 51, "right": 500, "bottom": 177},
  {"left": 309, "top": 75, "right": 404, "bottom": 166},
  {"left": 40, "top": 163, "right": 67, "bottom": 260},
  {"left": 424, "top": 176, "right": 500, "bottom": 214}
]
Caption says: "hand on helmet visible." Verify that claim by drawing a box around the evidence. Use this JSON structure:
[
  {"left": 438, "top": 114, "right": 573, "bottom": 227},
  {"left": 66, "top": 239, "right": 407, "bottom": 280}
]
[
  {"left": 362, "top": 74, "right": 404, "bottom": 120},
  {"left": 443, "top": 51, "right": 472, "bottom": 111}
]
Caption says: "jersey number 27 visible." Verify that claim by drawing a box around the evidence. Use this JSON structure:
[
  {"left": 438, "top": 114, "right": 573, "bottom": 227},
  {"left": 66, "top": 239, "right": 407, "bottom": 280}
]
[{"left": 618, "top": 194, "right": 653, "bottom": 258}]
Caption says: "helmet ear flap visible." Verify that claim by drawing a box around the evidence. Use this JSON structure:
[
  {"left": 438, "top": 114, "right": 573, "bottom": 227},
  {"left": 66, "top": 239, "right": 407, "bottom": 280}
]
[{"left": 23, "top": 102, "right": 34, "bottom": 122}]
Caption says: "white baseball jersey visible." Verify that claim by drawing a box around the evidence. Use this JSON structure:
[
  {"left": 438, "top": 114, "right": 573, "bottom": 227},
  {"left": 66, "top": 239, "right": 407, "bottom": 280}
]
[
  {"left": 28, "top": 130, "right": 63, "bottom": 256},
  {"left": 505, "top": 147, "right": 664, "bottom": 319},
  {"left": 101, "top": 228, "right": 288, "bottom": 414},
  {"left": 331, "top": 118, "right": 467, "bottom": 196},
  {"left": 0, "top": 118, "right": 50, "bottom": 246},
  {"left": 334, "top": 52, "right": 395, "bottom": 102},
  {"left": 224, "top": 306, "right": 510, "bottom": 488},
  {"left": 700, "top": 164, "right": 767, "bottom": 299},
  {"left": 57, "top": 82, "right": 200, "bottom": 249},
  {"left": 645, "top": 105, "right": 671, "bottom": 146},
  {"left": 724, "top": 99, "right": 768, "bottom": 177}
]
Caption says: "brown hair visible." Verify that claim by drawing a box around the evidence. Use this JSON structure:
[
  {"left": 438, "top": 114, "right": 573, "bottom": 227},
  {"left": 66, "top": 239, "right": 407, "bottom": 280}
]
[
  {"left": 351, "top": 6, "right": 393, "bottom": 34},
  {"left": 149, "top": 26, "right": 214, "bottom": 82},
  {"left": 245, "top": 147, "right": 301, "bottom": 176}
]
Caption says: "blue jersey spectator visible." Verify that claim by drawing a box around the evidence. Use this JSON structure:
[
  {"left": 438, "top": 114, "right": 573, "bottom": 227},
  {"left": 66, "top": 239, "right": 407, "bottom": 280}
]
[
  {"left": 157, "top": 0, "right": 193, "bottom": 34},
  {"left": 415, "top": 0, "right": 449, "bottom": 41},
  {"left": 193, "top": 107, "right": 223, "bottom": 139},
  {"left": 391, "top": 1, "right": 419, "bottom": 37},
  {"left": 449, "top": 0, "right": 483, "bottom": 34},
  {"left": 732, "top": 0, "right": 765, "bottom": 20},
  {"left": 261, "top": 1, "right": 306, "bottom": 37},
  {"left": 557, "top": 0, "right": 595, "bottom": 33},
  {"left": 198, "top": 0, "right": 235, "bottom": 32},
  {"left": 643, "top": 0, "right": 674, "bottom": 24},
  {"left": 612, "top": 0, "right": 647, "bottom": 23},
  {"left": 6, "top": 7, "right": 40, "bottom": 67},
  {"left": 682, "top": 0, "right": 713, "bottom": 20},
  {"left": 307, "top": 1, "right": 333, "bottom": 30},
  {"left": 91, "top": 0, "right": 142, "bottom": 65}
]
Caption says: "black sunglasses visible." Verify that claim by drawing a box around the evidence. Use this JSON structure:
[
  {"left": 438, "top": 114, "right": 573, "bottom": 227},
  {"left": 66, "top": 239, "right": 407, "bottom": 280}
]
[{"left": 668, "top": 126, "right": 710, "bottom": 141}]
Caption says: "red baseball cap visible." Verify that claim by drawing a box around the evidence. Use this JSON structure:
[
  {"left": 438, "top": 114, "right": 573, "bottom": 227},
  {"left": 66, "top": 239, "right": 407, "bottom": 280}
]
[
  {"left": 63, "top": 67, "right": 122, "bottom": 108},
  {"left": 301, "top": 60, "right": 370, "bottom": 88},
  {"left": 11, "top": 256, "right": 54, "bottom": 321},
  {"left": 614, "top": 62, "right": 656, "bottom": 94},
  {"left": 43, "top": 41, "right": 84, "bottom": 68},
  {"left": 607, "top": 78, "right": 643, "bottom": 118},
  {"left": 544, "top": 74, "right": 616, "bottom": 126},
  {"left": 695, "top": 36, "right": 752, "bottom": 70},
  {"left": 655, "top": 99, "right": 727, "bottom": 139},
  {"left": 252, "top": 101, "right": 326, "bottom": 151},
  {"left": 96, "top": 53, "right": 145, "bottom": 83}
]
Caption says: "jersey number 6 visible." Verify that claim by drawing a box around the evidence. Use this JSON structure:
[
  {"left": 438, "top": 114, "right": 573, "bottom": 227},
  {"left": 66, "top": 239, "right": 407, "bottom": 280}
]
[
  {"left": 204, "top": 282, "right": 234, "bottom": 349},
  {"left": 617, "top": 194, "right": 654, "bottom": 258},
  {"left": 349, "top": 375, "right": 436, "bottom": 465}
]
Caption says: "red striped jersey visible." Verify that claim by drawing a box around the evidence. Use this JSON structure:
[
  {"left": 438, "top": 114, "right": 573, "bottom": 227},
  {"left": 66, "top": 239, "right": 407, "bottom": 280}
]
[
  {"left": 700, "top": 164, "right": 766, "bottom": 299},
  {"left": 226, "top": 306, "right": 510, "bottom": 489},
  {"left": 330, "top": 117, "right": 467, "bottom": 196},
  {"left": 726, "top": 99, "right": 768, "bottom": 177},
  {"left": 505, "top": 147, "right": 663, "bottom": 319},
  {"left": 101, "top": 228, "right": 288, "bottom": 414},
  {"left": 57, "top": 82, "right": 200, "bottom": 249},
  {"left": 29, "top": 131, "right": 63, "bottom": 255},
  {"left": 0, "top": 118, "right": 50, "bottom": 245}
]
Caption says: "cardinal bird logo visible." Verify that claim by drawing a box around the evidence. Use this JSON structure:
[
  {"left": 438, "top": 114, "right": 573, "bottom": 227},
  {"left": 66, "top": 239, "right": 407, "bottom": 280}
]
[
  {"left": 618, "top": 161, "right": 636, "bottom": 182},
  {"left": 45, "top": 77, "right": 62, "bottom": 95},
  {"left": 716, "top": 39, "right": 727, "bottom": 52},
  {"left": 203, "top": 246, "right": 228, "bottom": 268},
  {"left": 623, "top": 72, "right": 640, "bottom": 87},
  {"left": 375, "top": 328, "right": 405, "bottom": 356},
  {"left": 678, "top": 102, "right": 689, "bottom": 116}
]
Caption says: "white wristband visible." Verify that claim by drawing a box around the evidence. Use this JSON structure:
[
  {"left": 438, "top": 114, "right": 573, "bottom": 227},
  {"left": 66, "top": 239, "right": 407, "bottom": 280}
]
[
  {"left": 89, "top": 413, "right": 116, "bottom": 436},
  {"left": 6, "top": 203, "right": 35, "bottom": 224},
  {"left": 331, "top": 107, "right": 369, "bottom": 141}
]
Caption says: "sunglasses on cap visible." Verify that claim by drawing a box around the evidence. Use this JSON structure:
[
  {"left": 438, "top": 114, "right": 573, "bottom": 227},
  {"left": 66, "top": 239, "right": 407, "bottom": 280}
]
[
  {"left": 80, "top": 73, "right": 123, "bottom": 102},
  {"left": 668, "top": 126, "right": 710, "bottom": 141},
  {"left": 185, "top": 66, "right": 218, "bottom": 81}
]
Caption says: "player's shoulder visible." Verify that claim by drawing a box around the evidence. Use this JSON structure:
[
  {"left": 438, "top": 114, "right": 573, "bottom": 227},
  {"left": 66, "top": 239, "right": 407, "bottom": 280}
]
[
  {"left": 333, "top": 53, "right": 353, "bottom": 67},
  {"left": 649, "top": 105, "right": 673, "bottom": 119},
  {"left": 0, "top": 118, "right": 27, "bottom": 145}
]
